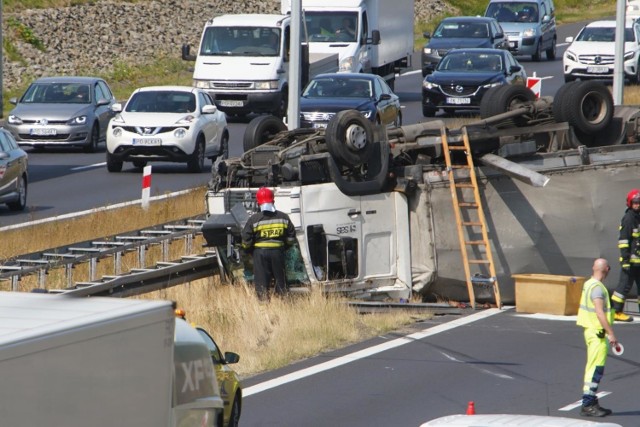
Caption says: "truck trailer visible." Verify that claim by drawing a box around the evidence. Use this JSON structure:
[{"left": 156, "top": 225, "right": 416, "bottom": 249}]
[
  {"left": 281, "top": 0, "right": 415, "bottom": 90},
  {"left": 0, "top": 292, "right": 224, "bottom": 427}
]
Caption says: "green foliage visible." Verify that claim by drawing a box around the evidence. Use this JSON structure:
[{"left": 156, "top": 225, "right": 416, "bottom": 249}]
[
  {"left": 6, "top": 17, "right": 46, "bottom": 51},
  {"left": 2, "top": 38, "right": 25, "bottom": 64}
]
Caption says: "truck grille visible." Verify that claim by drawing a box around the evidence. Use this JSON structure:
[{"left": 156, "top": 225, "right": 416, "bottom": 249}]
[{"left": 211, "top": 81, "right": 253, "bottom": 89}]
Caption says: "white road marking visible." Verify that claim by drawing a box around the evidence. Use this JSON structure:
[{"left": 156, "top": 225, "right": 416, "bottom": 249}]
[
  {"left": 71, "top": 162, "right": 106, "bottom": 171},
  {"left": 243, "top": 308, "right": 507, "bottom": 397},
  {"left": 558, "top": 391, "right": 612, "bottom": 411}
]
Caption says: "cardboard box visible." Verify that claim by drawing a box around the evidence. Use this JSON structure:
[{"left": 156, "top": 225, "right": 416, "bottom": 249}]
[{"left": 512, "top": 274, "right": 586, "bottom": 315}]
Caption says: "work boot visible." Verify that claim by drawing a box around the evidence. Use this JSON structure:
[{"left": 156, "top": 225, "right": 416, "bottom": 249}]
[
  {"left": 580, "top": 403, "right": 610, "bottom": 417},
  {"left": 614, "top": 311, "right": 633, "bottom": 322}
]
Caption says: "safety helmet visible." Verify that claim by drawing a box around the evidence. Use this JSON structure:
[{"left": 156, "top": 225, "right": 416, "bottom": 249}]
[
  {"left": 626, "top": 189, "right": 640, "bottom": 207},
  {"left": 256, "top": 187, "right": 274, "bottom": 205}
]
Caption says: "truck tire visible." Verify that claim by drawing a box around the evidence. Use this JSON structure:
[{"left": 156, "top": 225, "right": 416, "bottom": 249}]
[
  {"left": 325, "top": 109, "right": 374, "bottom": 167},
  {"left": 479, "top": 85, "right": 507, "bottom": 119},
  {"left": 552, "top": 81, "right": 579, "bottom": 123},
  {"left": 243, "top": 115, "right": 287, "bottom": 152},
  {"left": 485, "top": 85, "right": 536, "bottom": 126},
  {"left": 563, "top": 81, "right": 613, "bottom": 134}
]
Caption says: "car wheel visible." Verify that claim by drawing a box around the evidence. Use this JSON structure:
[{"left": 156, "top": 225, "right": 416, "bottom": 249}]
[
  {"left": 133, "top": 161, "right": 147, "bottom": 169},
  {"left": 546, "top": 38, "right": 557, "bottom": 60},
  {"left": 325, "top": 109, "right": 374, "bottom": 167},
  {"left": 422, "top": 104, "right": 437, "bottom": 117},
  {"left": 491, "top": 85, "right": 536, "bottom": 126},
  {"left": 7, "top": 174, "right": 27, "bottom": 211},
  {"left": 532, "top": 39, "right": 542, "bottom": 62},
  {"left": 563, "top": 80, "right": 613, "bottom": 136},
  {"left": 227, "top": 392, "right": 241, "bottom": 427},
  {"left": 243, "top": 115, "right": 287, "bottom": 152},
  {"left": 277, "top": 89, "right": 288, "bottom": 119},
  {"left": 552, "top": 81, "right": 580, "bottom": 123},
  {"left": 187, "top": 138, "right": 206, "bottom": 173},
  {"left": 106, "top": 152, "right": 123, "bottom": 172},
  {"left": 217, "top": 131, "right": 229, "bottom": 160},
  {"left": 82, "top": 123, "right": 99, "bottom": 153}
]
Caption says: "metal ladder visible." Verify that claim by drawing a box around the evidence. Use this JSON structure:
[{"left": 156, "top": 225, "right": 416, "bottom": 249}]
[{"left": 440, "top": 125, "right": 502, "bottom": 309}]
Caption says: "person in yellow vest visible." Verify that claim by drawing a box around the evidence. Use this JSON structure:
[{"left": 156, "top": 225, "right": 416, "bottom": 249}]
[{"left": 577, "top": 258, "right": 618, "bottom": 418}]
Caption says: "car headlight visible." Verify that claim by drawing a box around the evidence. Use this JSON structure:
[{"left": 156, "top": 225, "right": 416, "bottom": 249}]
[
  {"left": 255, "top": 80, "right": 279, "bottom": 90},
  {"left": 194, "top": 80, "right": 211, "bottom": 89},
  {"left": 482, "top": 81, "right": 504, "bottom": 89},
  {"left": 564, "top": 50, "right": 577, "bottom": 62},
  {"left": 7, "top": 115, "right": 22, "bottom": 125},
  {"left": 625, "top": 51, "right": 636, "bottom": 61},
  {"left": 174, "top": 128, "right": 187, "bottom": 138},
  {"left": 360, "top": 110, "right": 374, "bottom": 119},
  {"left": 112, "top": 127, "right": 122, "bottom": 138},
  {"left": 339, "top": 56, "right": 355, "bottom": 72},
  {"left": 68, "top": 115, "right": 87, "bottom": 125},
  {"left": 523, "top": 28, "right": 536, "bottom": 38},
  {"left": 423, "top": 47, "right": 433, "bottom": 55},
  {"left": 423, "top": 80, "right": 440, "bottom": 90}
]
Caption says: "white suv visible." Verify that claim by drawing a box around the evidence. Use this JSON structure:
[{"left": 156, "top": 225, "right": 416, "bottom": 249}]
[{"left": 563, "top": 20, "right": 640, "bottom": 83}]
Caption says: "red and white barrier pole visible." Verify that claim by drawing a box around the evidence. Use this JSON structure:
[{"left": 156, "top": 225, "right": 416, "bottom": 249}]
[{"left": 141, "top": 165, "right": 152, "bottom": 210}]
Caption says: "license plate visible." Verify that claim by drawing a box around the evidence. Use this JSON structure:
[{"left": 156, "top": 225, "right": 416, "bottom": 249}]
[
  {"left": 509, "top": 41, "right": 517, "bottom": 48},
  {"left": 446, "top": 97, "right": 471, "bottom": 105},
  {"left": 586, "top": 66, "right": 609, "bottom": 74},
  {"left": 219, "top": 100, "right": 244, "bottom": 107},
  {"left": 312, "top": 123, "right": 327, "bottom": 129},
  {"left": 30, "top": 128, "right": 56, "bottom": 136},
  {"left": 132, "top": 138, "right": 162, "bottom": 146}
]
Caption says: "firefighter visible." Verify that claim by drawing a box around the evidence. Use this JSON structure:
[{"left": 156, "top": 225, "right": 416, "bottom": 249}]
[
  {"left": 577, "top": 258, "right": 617, "bottom": 418},
  {"left": 241, "top": 187, "right": 296, "bottom": 300},
  {"left": 611, "top": 189, "right": 640, "bottom": 322}
]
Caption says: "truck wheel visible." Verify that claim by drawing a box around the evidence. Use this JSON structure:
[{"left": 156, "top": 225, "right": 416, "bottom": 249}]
[
  {"left": 106, "top": 152, "right": 123, "bottom": 172},
  {"left": 479, "top": 85, "right": 507, "bottom": 119},
  {"left": 243, "top": 115, "right": 287, "bottom": 152},
  {"left": 491, "top": 85, "right": 536, "bottom": 126},
  {"left": 325, "top": 109, "right": 374, "bottom": 167},
  {"left": 552, "top": 81, "right": 579, "bottom": 123},
  {"left": 187, "top": 138, "right": 205, "bottom": 173},
  {"left": 563, "top": 81, "right": 613, "bottom": 134}
]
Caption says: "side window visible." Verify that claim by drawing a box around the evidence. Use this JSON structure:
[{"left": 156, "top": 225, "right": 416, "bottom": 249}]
[
  {"left": 95, "top": 84, "right": 105, "bottom": 102},
  {"left": 0, "top": 132, "right": 9, "bottom": 152},
  {"left": 361, "top": 11, "right": 368, "bottom": 44},
  {"left": 196, "top": 328, "right": 224, "bottom": 364},
  {"left": 98, "top": 81, "right": 114, "bottom": 101},
  {"left": 199, "top": 91, "right": 213, "bottom": 109},
  {"left": 540, "top": 3, "right": 547, "bottom": 20},
  {"left": 203, "top": 92, "right": 215, "bottom": 106},
  {"left": 374, "top": 77, "right": 386, "bottom": 97}
]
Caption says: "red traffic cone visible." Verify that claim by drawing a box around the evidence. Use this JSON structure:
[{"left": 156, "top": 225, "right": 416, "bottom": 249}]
[{"left": 466, "top": 401, "right": 476, "bottom": 415}]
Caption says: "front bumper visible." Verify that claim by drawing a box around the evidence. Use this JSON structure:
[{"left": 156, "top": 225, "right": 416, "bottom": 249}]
[
  {"left": 563, "top": 58, "right": 637, "bottom": 81},
  {"left": 5, "top": 122, "right": 92, "bottom": 147},
  {"left": 505, "top": 35, "right": 538, "bottom": 56},
  {"left": 422, "top": 85, "right": 491, "bottom": 112},
  {"left": 208, "top": 91, "right": 283, "bottom": 115},
  {"left": 107, "top": 127, "right": 197, "bottom": 163}
]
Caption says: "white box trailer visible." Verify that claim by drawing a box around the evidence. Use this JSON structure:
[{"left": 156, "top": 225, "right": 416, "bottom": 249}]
[
  {"left": 281, "top": 0, "right": 414, "bottom": 88},
  {"left": 0, "top": 292, "right": 224, "bottom": 427}
]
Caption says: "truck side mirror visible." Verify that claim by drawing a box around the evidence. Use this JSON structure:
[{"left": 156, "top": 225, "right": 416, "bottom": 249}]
[
  {"left": 371, "top": 30, "right": 381, "bottom": 45},
  {"left": 181, "top": 44, "right": 196, "bottom": 61}
]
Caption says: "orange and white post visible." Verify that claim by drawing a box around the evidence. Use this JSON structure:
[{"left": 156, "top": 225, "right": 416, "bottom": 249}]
[{"left": 141, "top": 165, "right": 152, "bottom": 210}]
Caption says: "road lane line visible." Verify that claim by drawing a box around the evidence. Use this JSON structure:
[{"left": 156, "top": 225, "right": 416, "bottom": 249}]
[
  {"left": 71, "top": 162, "right": 106, "bottom": 171},
  {"left": 558, "top": 391, "right": 612, "bottom": 411},
  {"left": 244, "top": 307, "right": 507, "bottom": 397}
]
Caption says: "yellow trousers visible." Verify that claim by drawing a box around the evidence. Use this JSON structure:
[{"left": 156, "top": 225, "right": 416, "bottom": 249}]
[{"left": 582, "top": 328, "right": 608, "bottom": 406}]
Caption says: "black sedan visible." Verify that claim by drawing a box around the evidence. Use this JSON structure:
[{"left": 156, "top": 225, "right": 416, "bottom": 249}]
[
  {"left": 299, "top": 73, "right": 402, "bottom": 129},
  {"left": 421, "top": 48, "right": 527, "bottom": 117}
]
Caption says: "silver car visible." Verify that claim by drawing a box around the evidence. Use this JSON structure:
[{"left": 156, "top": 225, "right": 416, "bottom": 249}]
[
  {"left": 0, "top": 128, "right": 28, "bottom": 211},
  {"left": 5, "top": 76, "right": 116, "bottom": 152}
]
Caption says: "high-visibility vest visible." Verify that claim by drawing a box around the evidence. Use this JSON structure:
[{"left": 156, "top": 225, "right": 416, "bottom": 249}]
[{"left": 576, "top": 278, "right": 613, "bottom": 329}]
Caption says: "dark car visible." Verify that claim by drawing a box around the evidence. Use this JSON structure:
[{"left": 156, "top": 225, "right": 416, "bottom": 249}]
[
  {"left": 299, "top": 72, "right": 402, "bottom": 129},
  {"left": 421, "top": 16, "right": 507, "bottom": 77},
  {"left": 0, "top": 128, "right": 28, "bottom": 211},
  {"left": 421, "top": 48, "right": 527, "bottom": 117},
  {"left": 5, "top": 76, "right": 117, "bottom": 153}
]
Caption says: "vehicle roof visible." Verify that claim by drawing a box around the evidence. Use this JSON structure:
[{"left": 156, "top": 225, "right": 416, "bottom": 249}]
[
  {"left": 585, "top": 20, "right": 635, "bottom": 28},
  {"left": 313, "top": 72, "right": 379, "bottom": 80},
  {"left": 446, "top": 47, "right": 510, "bottom": 55},
  {"left": 441, "top": 16, "right": 498, "bottom": 23},
  {"left": 421, "top": 414, "right": 622, "bottom": 427},
  {"left": 487, "top": 0, "right": 545, "bottom": 4},
  {"left": 133, "top": 85, "right": 199, "bottom": 93},
  {"left": 31, "top": 76, "right": 104, "bottom": 84},
  {"left": 209, "top": 14, "right": 288, "bottom": 27}
]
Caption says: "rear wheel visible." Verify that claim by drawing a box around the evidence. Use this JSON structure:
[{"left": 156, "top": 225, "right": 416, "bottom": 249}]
[
  {"left": 106, "top": 152, "right": 123, "bottom": 172},
  {"left": 7, "top": 175, "right": 27, "bottom": 211},
  {"left": 82, "top": 124, "right": 99, "bottom": 153},
  {"left": 187, "top": 138, "right": 205, "bottom": 173},
  {"left": 243, "top": 115, "right": 287, "bottom": 152},
  {"left": 563, "top": 80, "right": 613, "bottom": 135},
  {"left": 325, "top": 109, "right": 374, "bottom": 167},
  {"left": 552, "top": 81, "right": 579, "bottom": 123}
]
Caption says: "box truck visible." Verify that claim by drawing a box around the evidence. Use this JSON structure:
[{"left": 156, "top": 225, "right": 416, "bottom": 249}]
[
  {"left": 0, "top": 292, "right": 224, "bottom": 427},
  {"left": 280, "top": 0, "right": 415, "bottom": 90}
]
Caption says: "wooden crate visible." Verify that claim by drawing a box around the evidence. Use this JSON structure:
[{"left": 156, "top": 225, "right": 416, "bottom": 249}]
[{"left": 512, "top": 274, "right": 586, "bottom": 315}]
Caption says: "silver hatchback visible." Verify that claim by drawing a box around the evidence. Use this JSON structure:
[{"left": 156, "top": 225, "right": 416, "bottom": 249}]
[{"left": 5, "top": 76, "right": 116, "bottom": 152}]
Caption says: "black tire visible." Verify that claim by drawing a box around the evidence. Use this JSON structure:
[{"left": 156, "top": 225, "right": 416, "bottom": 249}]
[
  {"left": 7, "top": 174, "right": 27, "bottom": 211},
  {"left": 277, "top": 89, "right": 288, "bottom": 119},
  {"left": 227, "top": 393, "right": 241, "bottom": 427},
  {"left": 552, "top": 81, "right": 580, "bottom": 123},
  {"left": 187, "top": 138, "right": 205, "bottom": 173},
  {"left": 489, "top": 85, "right": 536, "bottom": 126},
  {"left": 216, "top": 131, "right": 229, "bottom": 160},
  {"left": 393, "top": 110, "right": 402, "bottom": 127},
  {"left": 546, "top": 38, "right": 557, "bottom": 60},
  {"left": 132, "top": 160, "right": 147, "bottom": 169},
  {"left": 563, "top": 81, "right": 614, "bottom": 134},
  {"left": 325, "top": 109, "right": 374, "bottom": 167},
  {"left": 634, "top": 60, "right": 640, "bottom": 84},
  {"left": 106, "top": 152, "right": 123, "bottom": 172},
  {"left": 82, "top": 123, "right": 99, "bottom": 153},
  {"left": 564, "top": 75, "right": 575, "bottom": 83},
  {"left": 243, "top": 115, "right": 287, "bottom": 152},
  {"left": 422, "top": 104, "right": 437, "bottom": 117},
  {"left": 479, "top": 85, "right": 508, "bottom": 119},
  {"left": 532, "top": 39, "right": 542, "bottom": 62}
]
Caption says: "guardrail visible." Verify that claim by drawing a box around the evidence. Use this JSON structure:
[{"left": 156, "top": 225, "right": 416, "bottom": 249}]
[{"left": 0, "top": 216, "right": 220, "bottom": 297}]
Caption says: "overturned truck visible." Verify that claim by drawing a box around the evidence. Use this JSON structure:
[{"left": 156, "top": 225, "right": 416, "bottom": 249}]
[{"left": 202, "top": 81, "right": 640, "bottom": 305}]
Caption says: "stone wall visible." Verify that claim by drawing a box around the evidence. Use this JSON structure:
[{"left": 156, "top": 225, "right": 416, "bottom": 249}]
[{"left": 3, "top": 0, "right": 455, "bottom": 88}]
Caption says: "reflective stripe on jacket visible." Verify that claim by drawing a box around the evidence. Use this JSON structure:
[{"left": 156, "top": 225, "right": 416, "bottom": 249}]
[
  {"left": 576, "top": 278, "right": 613, "bottom": 329},
  {"left": 618, "top": 208, "right": 640, "bottom": 264},
  {"left": 241, "top": 210, "right": 296, "bottom": 250}
]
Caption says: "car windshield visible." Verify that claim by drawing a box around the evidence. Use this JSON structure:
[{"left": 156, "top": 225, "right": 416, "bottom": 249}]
[
  {"left": 437, "top": 52, "right": 504, "bottom": 72},
  {"left": 302, "top": 78, "right": 372, "bottom": 98},
  {"left": 434, "top": 22, "right": 490, "bottom": 39},
  {"left": 20, "top": 83, "right": 91, "bottom": 104},
  {"left": 200, "top": 26, "right": 282, "bottom": 56},
  {"left": 575, "top": 26, "right": 635, "bottom": 42},
  {"left": 125, "top": 91, "right": 196, "bottom": 113},
  {"left": 486, "top": 2, "right": 539, "bottom": 23}
]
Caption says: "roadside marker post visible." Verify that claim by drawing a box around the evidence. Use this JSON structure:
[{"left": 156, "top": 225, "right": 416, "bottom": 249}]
[
  {"left": 141, "top": 165, "right": 152, "bottom": 210},
  {"left": 526, "top": 72, "right": 553, "bottom": 99}
]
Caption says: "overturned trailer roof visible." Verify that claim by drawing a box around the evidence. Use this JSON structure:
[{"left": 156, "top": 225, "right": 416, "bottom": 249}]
[{"left": 208, "top": 81, "right": 640, "bottom": 304}]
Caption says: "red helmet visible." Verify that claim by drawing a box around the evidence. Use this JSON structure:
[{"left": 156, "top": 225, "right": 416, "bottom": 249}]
[
  {"left": 627, "top": 189, "right": 640, "bottom": 208},
  {"left": 256, "top": 187, "right": 274, "bottom": 205}
]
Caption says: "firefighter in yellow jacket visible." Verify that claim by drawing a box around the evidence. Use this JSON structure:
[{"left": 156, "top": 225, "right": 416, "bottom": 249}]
[
  {"left": 241, "top": 187, "right": 296, "bottom": 300},
  {"left": 577, "top": 258, "right": 618, "bottom": 418}
]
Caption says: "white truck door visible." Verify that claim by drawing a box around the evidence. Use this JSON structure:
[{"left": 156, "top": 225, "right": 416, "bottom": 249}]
[{"left": 359, "top": 192, "right": 398, "bottom": 278}]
